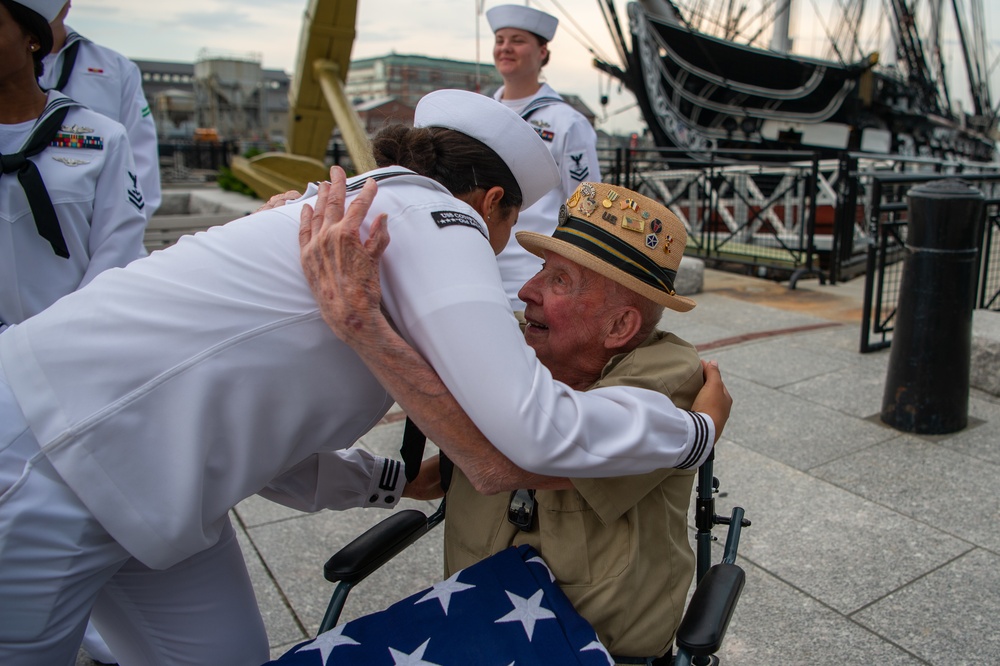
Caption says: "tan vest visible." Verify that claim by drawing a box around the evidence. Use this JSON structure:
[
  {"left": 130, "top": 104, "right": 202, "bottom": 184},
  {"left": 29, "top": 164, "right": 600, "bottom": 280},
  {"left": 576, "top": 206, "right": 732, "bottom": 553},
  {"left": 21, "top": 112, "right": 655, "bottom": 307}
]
[{"left": 443, "top": 329, "right": 703, "bottom": 659}]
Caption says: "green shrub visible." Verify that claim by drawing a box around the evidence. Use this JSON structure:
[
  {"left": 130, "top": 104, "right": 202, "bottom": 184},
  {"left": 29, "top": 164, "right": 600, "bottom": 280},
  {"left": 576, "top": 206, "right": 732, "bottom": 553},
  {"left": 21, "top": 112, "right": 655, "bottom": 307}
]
[{"left": 217, "top": 147, "right": 265, "bottom": 196}]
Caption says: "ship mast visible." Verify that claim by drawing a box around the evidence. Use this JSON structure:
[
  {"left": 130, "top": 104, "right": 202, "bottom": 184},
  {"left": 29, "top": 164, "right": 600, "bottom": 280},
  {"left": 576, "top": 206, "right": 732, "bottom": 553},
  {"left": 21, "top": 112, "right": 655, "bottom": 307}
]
[
  {"left": 950, "top": 0, "right": 993, "bottom": 121},
  {"left": 886, "top": 0, "right": 944, "bottom": 114},
  {"left": 768, "top": 0, "right": 792, "bottom": 53}
]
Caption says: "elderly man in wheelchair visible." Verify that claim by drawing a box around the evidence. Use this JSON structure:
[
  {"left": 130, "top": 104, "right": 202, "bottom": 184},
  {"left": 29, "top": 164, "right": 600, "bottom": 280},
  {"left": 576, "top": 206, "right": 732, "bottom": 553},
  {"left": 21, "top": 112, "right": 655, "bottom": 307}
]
[{"left": 272, "top": 182, "right": 745, "bottom": 666}]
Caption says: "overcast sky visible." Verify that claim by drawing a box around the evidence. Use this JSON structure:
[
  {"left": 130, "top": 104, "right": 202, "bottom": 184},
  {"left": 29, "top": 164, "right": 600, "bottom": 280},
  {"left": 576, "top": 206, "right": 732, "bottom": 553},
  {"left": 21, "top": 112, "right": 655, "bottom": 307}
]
[{"left": 65, "top": 0, "right": 1000, "bottom": 136}]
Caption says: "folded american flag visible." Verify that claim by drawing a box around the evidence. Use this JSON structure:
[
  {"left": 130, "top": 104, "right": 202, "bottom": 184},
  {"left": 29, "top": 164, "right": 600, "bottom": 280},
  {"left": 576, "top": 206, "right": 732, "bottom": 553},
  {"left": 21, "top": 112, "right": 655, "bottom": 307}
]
[{"left": 265, "top": 545, "right": 614, "bottom": 665}]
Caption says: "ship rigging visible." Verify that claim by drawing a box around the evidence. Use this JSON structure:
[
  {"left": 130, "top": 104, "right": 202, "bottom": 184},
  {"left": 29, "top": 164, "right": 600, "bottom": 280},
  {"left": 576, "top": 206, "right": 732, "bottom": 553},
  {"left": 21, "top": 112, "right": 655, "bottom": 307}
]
[{"left": 591, "top": 0, "right": 999, "bottom": 160}]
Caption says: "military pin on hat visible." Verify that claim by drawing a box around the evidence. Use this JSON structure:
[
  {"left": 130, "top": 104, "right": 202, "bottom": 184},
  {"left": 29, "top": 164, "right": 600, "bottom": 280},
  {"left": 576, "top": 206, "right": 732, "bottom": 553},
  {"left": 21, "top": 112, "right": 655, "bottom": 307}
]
[{"left": 517, "top": 182, "right": 696, "bottom": 312}]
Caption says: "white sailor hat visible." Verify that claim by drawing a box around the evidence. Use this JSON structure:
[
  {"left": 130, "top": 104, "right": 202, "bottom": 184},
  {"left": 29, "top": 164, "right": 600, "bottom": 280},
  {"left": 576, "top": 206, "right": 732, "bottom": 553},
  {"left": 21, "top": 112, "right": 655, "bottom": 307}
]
[
  {"left": 414, "top": 89, "right": 559, "bottom": 211},
  {"left": 13, "top": 0, "right": 65, "bottom": 22},
  {"left": 486, "top": 4, "right": 558, "bottom": 41}
]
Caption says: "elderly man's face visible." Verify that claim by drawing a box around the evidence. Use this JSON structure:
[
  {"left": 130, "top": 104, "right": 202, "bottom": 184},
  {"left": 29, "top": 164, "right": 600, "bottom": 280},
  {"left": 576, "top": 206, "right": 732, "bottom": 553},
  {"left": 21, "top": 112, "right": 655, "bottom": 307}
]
[{"left": 517, "top": 251, "right": 619, "bottom": 386}]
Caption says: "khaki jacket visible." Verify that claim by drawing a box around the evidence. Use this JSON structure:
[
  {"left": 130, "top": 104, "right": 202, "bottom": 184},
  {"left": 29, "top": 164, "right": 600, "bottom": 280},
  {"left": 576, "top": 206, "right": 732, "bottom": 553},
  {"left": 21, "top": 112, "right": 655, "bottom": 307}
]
[{"left": 443, "top": 328, "right": 703, "bottom": 659}]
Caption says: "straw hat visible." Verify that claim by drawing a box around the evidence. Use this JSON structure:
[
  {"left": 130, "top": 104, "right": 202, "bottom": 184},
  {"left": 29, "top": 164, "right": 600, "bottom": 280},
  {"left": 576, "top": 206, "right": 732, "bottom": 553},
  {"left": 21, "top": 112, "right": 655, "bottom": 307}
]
[
  {"left": 486, "top": 4, "right": 558, "bottom": 41},
  {"left": 414, "top": 89, "right": 559, "bottom": 211},
  {"left": 517, "top": 182, "right": 696, "bottom": 312}
]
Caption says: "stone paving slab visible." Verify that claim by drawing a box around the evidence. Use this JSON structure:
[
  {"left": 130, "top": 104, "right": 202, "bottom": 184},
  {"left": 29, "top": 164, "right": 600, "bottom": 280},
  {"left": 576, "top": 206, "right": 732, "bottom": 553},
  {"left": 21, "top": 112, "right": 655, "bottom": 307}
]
[
  {"left": 663, "top": 293, "right": 830, "bottom": 347},
  {"left": 939, "top": 392, "right": 1000, "bottom": 466},
  {"left": 712, "top": 445, "right": 972, "bottom": 615},
  {"left": 783, "top": 359, "right": 890, "bottom": 419},
  {"left": 811, "top": 434, "right": 1000, "bottom": 552},
  {"left": 784, "top": 322, "right": 891, "bottom": 364},
  {"left": 718, "top": 375, "right": 899, "bottom": 471},
  {"left": 243, "top": 498, "right": 443, "bottom": 639},
  {"left": 706, "top": 335, "right": 854, "bottom": 389},
  {"left": 717, "top": 557, "right": 926, "bottom": 665},
  {"left": 853, "top": 548, "right": 1000, "bottom": 664},
  {"left": 234, "top": 519, "right": 304, "bottom": 648}
]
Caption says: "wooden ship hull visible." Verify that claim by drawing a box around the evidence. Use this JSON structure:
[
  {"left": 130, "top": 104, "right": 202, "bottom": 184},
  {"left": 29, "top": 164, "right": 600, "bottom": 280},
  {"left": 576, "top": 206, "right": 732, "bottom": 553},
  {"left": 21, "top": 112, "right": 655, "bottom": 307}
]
[{"left": 599, "top": 1, "right": 998, "bottom": 162}]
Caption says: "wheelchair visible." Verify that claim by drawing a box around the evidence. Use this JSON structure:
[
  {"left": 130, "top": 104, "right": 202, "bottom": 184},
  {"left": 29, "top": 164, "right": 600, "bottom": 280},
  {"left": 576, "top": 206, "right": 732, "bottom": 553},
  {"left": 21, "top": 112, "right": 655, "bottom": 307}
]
[{"left": 316, "top": 450, "right": 749, "bottom": 666}]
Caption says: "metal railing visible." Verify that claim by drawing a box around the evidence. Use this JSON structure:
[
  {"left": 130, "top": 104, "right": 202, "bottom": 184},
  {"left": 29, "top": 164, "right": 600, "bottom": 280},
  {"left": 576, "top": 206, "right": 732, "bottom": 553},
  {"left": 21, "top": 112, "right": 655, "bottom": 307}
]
[
  {"left": 604, "top": 147, "right": 829, "bottom": 282},
  {"left": 158, "top": 141, "right": 238, "bottom": 176},
  {"left": 601, "top": 147, "right": 1000, "bottom": 289},
  {"left": 980, "top": 206, "right": 1000, "bottom": 311},
  {"left": 859, "top": 173, "right": 1000, "bottom": 353}
]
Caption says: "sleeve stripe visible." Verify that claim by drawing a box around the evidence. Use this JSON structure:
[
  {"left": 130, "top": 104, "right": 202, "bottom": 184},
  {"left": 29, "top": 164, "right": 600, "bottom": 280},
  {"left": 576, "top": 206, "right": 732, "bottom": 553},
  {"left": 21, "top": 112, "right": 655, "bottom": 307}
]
[
  {"left": 678, "top": 411, "right": 710, "bottom": 469},
  {"left": 378, "top": 458, "right": 402, "bottom": 491}
]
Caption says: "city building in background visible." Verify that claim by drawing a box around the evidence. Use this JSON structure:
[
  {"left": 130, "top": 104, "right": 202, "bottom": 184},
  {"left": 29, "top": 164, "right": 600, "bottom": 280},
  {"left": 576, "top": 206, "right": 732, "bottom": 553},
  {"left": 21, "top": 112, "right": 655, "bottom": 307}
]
[
  {"left": 344, "top": 53, "right": 501, "bottom": 108},
  {"left": 131, "top": 51, "right": 609, "bottom": 182},
  {"left": 135, "top": 56, "right": 290, "bottom": 145},
  {"left": 135, "top": 51, "right": 598, "bottom": 144}
]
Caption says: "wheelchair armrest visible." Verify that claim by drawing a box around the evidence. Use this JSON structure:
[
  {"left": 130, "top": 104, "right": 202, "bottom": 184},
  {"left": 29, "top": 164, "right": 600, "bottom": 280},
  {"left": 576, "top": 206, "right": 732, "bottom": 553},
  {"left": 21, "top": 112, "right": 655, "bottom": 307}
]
[
  {"left": 323, "top": 509, "right": 430, "bottom": 585},
  {"left": 675, "top": 562, "right": 745, "bottom": 656}
]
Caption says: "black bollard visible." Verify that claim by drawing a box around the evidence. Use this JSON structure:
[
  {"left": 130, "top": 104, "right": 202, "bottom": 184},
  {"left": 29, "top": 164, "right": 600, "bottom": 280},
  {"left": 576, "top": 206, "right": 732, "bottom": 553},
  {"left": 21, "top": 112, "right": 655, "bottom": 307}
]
[{"left": 881, "top": 179, "right": 985, "bottom": 434}]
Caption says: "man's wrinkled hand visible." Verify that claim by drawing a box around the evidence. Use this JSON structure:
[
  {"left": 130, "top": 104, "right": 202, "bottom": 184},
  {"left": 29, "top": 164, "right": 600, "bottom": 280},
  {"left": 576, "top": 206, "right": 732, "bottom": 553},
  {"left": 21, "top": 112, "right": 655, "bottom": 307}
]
[
  {"left": 255, "top": 189, "right": 302, "bottom": 213},
  {"left": 299, "top": 166, "right": 389, "bottom": 345},
  {"left": 402, "top": 456, "right": 445, "bottom": 500},
  {"left": 692, "top": 360, "right": 732, "bottom": 443}
]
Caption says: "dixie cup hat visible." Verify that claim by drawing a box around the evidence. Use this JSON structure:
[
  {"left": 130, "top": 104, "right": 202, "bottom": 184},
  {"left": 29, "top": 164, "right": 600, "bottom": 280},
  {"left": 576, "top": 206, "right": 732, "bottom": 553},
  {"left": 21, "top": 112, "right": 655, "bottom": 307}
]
[
  {"left": 517, "top": 182, "right": 696, "bottom": 312},
  {"left": 486, "top": 4, "right": 558, "bottom": 41},
  {"left": 414, "top": 89, "right": 559, "bottom": 211},
  {"left": 13, "top": 0, "right": 65, "bottom": 21}
]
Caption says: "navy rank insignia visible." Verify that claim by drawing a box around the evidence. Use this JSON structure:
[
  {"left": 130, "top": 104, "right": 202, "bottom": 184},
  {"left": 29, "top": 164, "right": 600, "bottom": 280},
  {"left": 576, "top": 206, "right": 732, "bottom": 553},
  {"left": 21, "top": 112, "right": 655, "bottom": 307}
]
[
  {"left": 568, "top": 153, "right": 589, "bottom": 182},
  {"left": 127, "top": 172, "right": 144, "bottom": 212},
  {"left": 430, "top": 210, "right": 487, "bottom": 239}
]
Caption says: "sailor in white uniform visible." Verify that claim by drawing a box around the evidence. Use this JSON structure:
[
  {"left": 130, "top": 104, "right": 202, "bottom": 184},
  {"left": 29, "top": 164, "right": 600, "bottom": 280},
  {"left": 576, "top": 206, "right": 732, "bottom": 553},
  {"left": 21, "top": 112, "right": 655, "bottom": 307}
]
[
  {"left": 487, "top": 4, "right": 602, "bottom": 310},
  {"left": 38, "top": 1, "right": 161, "bottom": 219},
  {"left": 1, "top": 3, "right": 148, "bottom": 661},
  {"left": 0, "top": 91, "right": 147, "bottom": 332},
  {"left": 0, "top": 0, "right": 146, "bottom": 332},
  {"left": 0, "top": 90, "right": 715, "bottom": 664}
]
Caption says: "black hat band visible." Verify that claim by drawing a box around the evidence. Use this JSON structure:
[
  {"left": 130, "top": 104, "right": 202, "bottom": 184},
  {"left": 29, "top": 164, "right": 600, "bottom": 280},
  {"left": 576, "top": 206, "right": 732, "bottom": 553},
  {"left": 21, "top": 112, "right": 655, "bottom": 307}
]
[{"left": 552, "top": 216, "right": 677, "bottom": 296}]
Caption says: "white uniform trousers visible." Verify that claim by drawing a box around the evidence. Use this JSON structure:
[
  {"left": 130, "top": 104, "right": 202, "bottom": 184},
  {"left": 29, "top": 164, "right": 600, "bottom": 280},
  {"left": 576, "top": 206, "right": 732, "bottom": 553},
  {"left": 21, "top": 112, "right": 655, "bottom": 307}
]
[{"left": 0, "top": 374, "right": 269, "bottom": 666}]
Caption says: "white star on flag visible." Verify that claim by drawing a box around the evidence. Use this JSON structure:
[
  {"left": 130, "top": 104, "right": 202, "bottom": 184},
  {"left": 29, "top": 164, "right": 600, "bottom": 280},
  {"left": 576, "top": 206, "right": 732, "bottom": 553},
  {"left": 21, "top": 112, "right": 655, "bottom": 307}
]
[
  {"left": 294, "top": 625, "right": 359, "bottom": 661},
  {"left": 581, "top": 640, "right": 615, "bottom": 665},
  {"left": 389, "top": 638, "right": 442, "bottom": 665},
  {"left": 495, "top": 588, "right": 557, "bottom": 640},
  {"left": 415, "top": 571, "right": 475, "bottom": 614},
  {"left": 526, "top": 555, "right": 556, "bottom": 582}
]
